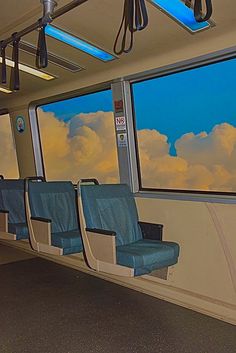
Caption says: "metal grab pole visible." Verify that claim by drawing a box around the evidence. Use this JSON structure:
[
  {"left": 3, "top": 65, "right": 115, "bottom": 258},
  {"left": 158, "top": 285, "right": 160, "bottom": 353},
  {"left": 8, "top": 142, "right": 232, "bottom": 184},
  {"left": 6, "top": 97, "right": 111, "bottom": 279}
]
[{"left": 1, "top": 0, "right": 89, "bottom": 47}]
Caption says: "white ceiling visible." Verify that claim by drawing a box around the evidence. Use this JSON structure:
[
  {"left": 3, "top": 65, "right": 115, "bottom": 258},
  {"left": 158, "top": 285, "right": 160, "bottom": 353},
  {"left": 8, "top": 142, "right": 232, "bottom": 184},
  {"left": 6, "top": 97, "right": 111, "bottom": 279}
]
[{"left": 0, "top": 0, "right": 236, "bottom": 108}]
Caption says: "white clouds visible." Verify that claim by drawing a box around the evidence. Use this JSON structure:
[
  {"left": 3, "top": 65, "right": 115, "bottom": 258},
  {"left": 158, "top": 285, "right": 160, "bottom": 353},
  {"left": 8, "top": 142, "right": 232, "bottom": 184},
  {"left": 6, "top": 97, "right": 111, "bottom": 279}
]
[
  {"left": 38, "top": 109, "right": 119, "bottom": 183},
  {"left": 140, "top": 123, "right": 236, "bottom": 191},
  {"left": 138, "top": 129, "right": 169, "bottom": 158},
  {"left": 175, "top": 123, "right": 236, "bottom": 168},
  {"left": 0, "top": 115, "right": 19, "bottom": 178},
  {"left": 37, "top": 108, "right": 236, "bottom": 191}
]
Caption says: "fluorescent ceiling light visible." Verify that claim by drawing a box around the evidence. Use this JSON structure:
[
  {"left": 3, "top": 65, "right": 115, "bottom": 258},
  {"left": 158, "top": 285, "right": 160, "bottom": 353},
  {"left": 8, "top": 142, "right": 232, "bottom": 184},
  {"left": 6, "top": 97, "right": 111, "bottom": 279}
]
[
  {"left": 150, "top": 0, "right": 211, "bottom": 33},
  {"left": 0, "top": 57, "right": 55, "bottom": 81},
  {"left": 0, "top": 86, "right": 12, "bottom": 94},
  {"left": 45, "top": 25, "right": 115, "bottom": 62}
]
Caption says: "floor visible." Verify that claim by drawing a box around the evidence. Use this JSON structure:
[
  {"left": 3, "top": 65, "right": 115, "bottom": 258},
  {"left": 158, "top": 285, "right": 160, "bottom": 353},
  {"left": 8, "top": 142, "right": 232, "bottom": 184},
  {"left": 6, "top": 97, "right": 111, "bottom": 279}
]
[
  {"left": 0, "top": 243, "right": 235, "bottom": 353},
  {"left": 0, "top": 243, "right": 34, "bottom": 265}
]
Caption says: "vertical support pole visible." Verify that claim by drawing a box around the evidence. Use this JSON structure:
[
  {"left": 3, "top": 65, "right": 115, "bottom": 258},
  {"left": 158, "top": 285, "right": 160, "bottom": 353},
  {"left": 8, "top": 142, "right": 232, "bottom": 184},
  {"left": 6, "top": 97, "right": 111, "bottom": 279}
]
[
  {"left": 28, "top": 105, "right": 44, "bottom": 177},
  {"left": 111, "top": 79, "right": 139, "bottom": 192}
]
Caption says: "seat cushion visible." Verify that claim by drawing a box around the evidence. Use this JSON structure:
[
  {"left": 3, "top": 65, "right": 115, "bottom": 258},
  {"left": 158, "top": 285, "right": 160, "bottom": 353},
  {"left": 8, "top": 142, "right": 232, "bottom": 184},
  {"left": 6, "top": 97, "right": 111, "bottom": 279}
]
[
  {"left": 8, "top": 223, "right": 29, "bottom": 240},
  {"left": 63, "top": 246, "right": 84, "bottom": 256},
  {"left": 116, "top": 239, "right": 180, "bottom": 275},
  {"left": 51, "top": 230, "right": 83, "bottom": 254}
]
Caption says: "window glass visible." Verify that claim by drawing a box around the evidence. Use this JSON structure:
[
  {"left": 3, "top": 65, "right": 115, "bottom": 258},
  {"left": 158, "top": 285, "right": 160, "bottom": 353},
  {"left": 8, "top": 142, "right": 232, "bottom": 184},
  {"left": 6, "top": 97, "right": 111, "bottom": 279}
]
[
  {"left": 132, "top": 59, "right": 236, "bottom": 192},
  {"left": 0, "top": 114, "right": 19, "bottom": 178},
  {"left": 37, "top": 89, "right": 119, "bottom": 183}
]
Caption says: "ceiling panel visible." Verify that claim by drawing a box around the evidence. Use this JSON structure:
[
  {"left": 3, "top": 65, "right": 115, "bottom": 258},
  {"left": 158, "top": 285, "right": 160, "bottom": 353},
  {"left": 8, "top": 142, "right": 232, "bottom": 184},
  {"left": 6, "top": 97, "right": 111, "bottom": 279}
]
[
  {"left": 0, "top": 0, "right": 40, "bottom": 37},
  {"left": 0, "top": 0, "right": 236, "bottom": 105}
]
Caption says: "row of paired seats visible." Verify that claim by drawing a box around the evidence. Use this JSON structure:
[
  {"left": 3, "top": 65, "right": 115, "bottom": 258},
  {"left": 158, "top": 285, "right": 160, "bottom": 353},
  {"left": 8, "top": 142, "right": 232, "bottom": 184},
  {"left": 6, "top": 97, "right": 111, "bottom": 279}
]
[{"left": 0, "top": 176, "right": 180, "bottom": 277}]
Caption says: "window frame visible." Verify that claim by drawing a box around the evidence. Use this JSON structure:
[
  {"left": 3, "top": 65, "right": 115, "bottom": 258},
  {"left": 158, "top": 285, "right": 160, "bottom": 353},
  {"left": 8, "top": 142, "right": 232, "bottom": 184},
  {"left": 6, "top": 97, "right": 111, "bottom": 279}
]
[
  {"left": 130, "top": 52, "right": 236, "bottom": 196},
  {"left": 29, "top": 81, "right": 119, "bottom": 182}
]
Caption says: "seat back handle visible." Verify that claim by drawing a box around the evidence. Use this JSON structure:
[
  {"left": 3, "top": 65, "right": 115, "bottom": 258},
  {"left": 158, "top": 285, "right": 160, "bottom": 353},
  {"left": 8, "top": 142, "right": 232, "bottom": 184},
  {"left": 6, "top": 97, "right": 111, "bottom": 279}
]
[
  {"left": 79, "top": 179, "right": 99, "bottom": 185},
  {"left": 24, "top": 176, "right": 46, "bottom": 192}
]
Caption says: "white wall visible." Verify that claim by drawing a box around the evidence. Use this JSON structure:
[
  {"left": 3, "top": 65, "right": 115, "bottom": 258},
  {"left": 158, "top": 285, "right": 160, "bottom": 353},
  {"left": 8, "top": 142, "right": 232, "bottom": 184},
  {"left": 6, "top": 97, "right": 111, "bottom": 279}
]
[{"left": 136, "top": 196, "right": 236, "bottom": 322}]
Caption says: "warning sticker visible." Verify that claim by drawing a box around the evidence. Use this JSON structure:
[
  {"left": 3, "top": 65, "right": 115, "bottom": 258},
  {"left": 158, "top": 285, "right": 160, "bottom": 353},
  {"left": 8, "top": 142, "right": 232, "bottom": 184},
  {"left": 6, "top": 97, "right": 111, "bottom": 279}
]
[
  {"left": 115, "top": 116, "right": 126, "bottom": 131},
  {"left": 117, "top": 133, "right": 128, "bottom": 148},
  {"left": 114, "top": 100, "right": 123, "bottom": 113}
]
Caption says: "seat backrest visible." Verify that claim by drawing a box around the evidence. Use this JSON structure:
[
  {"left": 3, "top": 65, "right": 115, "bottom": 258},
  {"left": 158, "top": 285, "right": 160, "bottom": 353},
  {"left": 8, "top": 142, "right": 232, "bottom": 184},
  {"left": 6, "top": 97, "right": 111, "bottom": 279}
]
[
  {"left": 81, "top": 184, "right": 142, "bottom": 246},
  {"left": 28, "top": 181, "right": 79, "bottom": 234},
  {"left": 0, "top": 179, "right": 26, "bottom": 224}
]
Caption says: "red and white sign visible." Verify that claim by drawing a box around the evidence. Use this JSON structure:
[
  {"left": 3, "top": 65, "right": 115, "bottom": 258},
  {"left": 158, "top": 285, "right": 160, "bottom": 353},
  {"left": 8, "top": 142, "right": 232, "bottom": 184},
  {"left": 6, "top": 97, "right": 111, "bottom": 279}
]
[
  {"left": 114, "top": 100, "right": 123, "bottom": 113},
  {"left": 115, "top": 116, "right": 126, "bottom": 131}
]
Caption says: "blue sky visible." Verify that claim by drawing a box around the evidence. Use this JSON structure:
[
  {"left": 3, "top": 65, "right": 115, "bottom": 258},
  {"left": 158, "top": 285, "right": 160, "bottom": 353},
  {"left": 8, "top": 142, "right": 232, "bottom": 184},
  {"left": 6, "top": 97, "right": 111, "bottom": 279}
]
[
  {"left": 133, "top": 58, "right": 236, "bottom": 155},
  {"left": 42, "top": 89, "right": 113, "bottom": 122},
  {"left": 42, "top": 58, "right": 236, "bottom": 156}
]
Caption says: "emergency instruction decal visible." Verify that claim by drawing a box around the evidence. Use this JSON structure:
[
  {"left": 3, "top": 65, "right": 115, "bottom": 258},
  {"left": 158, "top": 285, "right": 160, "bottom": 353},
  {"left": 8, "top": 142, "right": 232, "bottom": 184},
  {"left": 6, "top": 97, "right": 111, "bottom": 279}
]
[
  {"left": 115, "top": 116, "right": 127, "bottom": 131},
  {"left": 16, "top": 116, "right": 25, "bottom": 133},
  {"left": 117, "top": 133, "right": 128, "bottom": 147}
]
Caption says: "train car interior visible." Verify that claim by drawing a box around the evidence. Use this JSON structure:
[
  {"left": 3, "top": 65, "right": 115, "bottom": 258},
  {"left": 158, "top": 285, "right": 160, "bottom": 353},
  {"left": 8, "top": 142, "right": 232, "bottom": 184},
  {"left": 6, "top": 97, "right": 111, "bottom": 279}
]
[{"left": 0, "top": 1, "right": 235, "bottom": 352}]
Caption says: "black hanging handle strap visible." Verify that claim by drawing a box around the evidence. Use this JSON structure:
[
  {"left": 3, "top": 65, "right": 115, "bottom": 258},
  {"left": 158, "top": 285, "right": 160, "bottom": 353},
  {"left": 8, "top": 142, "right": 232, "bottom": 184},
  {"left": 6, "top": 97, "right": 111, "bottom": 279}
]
[
  {"left": 194, "top": 0, "right": 212, "bottom": 22},
  {"left": 113, "top": 0, "right": 134, "bottom": 55},
  {"left": 113, "top": 0, "right": 148, "bottom": 55},
  {"left": 185, "top": 0, "right": 212, "bottom": 22},
  {"left": 36, "top": 20, "right": 48, "bottom": 69},
  {"left": 10, "top": 32, "right": 20, "bottom": 91},
  {"left": 135, "top": 0, "right": 148, "bottom": 30},
  {"left": 0, "top": 40, "right": 7, "bottom": 84}
]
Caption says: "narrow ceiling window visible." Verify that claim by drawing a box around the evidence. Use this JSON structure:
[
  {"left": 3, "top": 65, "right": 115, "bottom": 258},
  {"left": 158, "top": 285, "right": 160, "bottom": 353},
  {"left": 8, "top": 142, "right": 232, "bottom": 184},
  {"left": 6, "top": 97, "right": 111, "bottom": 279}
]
[
  {"left": 150, "top": 0, "right": 211, "bottom": 33},
  {"left": 0, "top": 57, "right": 55, "bottom": 80},
  {"left": 45, "top": 25, "right": 116, "bottom": 62},
  {"left": 0, "top": 87, "right": 12, "bottom": 94}
]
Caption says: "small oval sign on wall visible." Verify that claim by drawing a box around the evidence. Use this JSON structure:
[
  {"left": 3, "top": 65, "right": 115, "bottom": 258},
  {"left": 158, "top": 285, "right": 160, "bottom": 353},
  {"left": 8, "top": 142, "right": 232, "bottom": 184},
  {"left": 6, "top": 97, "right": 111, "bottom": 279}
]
[{"left": 16, "top": 116, "right": 25, "bottom": 133}]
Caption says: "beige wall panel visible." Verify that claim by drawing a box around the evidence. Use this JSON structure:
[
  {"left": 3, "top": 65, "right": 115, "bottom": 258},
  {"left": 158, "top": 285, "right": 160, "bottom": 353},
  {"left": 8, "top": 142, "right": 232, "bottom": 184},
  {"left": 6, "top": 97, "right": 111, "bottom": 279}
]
[
  {"left": 136, "top": 197, "right": 236, "bottom": 307},
  {"left": 9, "top": 109, "right": 36, "bottom": 178}
]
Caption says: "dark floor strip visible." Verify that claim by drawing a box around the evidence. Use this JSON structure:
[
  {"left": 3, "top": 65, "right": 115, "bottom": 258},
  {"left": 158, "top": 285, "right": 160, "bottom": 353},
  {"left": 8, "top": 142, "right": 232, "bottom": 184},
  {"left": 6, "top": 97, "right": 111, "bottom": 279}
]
[
  {"left": 0, "top": 245, "right": 235, "bottom": 353},
  {"left": 0, "top": 243, "right": 35, "bottom": 265}
]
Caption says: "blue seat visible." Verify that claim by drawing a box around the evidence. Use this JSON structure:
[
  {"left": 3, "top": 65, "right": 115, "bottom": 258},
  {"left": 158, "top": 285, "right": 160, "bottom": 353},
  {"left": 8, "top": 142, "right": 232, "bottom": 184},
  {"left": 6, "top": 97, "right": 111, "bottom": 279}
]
[
  {"left": 28, "top": 181, "right": 83, "bottom": 255},
  {"left": 81, "top": 184, "right": 180, "bottom": 276},
  {"left": 52, "top": 230, "right": 83, "bottom": 255},
  {"left": 117, "top": 239, "right": 179, "bottom": 276},
  {"left": 0, "top": 180, "right": 28, "bottom": 240},
  {"left": 8, "top": 223, "right": 29, "bottom": 240}
]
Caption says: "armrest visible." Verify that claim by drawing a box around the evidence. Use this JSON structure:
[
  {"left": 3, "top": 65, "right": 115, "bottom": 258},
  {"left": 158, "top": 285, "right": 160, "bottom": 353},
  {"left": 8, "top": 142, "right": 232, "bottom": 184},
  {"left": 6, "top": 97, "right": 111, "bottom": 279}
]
[
  {"left": 31, "top": 217, "right": 51, "bottom": 245},
  {"left": 86, "top": 228, "right": 116, "bottom": 264},
  {"left": 31, "top": 217, "right": 51, "bottom": 223},
  {"left": 138, "top": 221, "right": 163, "bottom": 241},
  {"left": 86, "top": 228, "right": 116, "bottom": 236},
  {"left": 0, "top": 210, "right": 9, "bottom": 214},
  {"left": 0, "top": 210, "right": 8, "bottom": 232}
]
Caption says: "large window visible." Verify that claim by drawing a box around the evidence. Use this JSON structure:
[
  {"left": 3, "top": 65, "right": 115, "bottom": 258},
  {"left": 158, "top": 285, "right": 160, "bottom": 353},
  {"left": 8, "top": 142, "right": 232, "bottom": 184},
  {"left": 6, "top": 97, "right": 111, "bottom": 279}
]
[
  {"left": 0, "top": 114, "right": 19, "bottom": 178},
  {"left": 37, "top": 89, "right": 119, "bottom": 183},
  {"left": 132, "top": 58, "right": 236, "bottom": 193}
]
